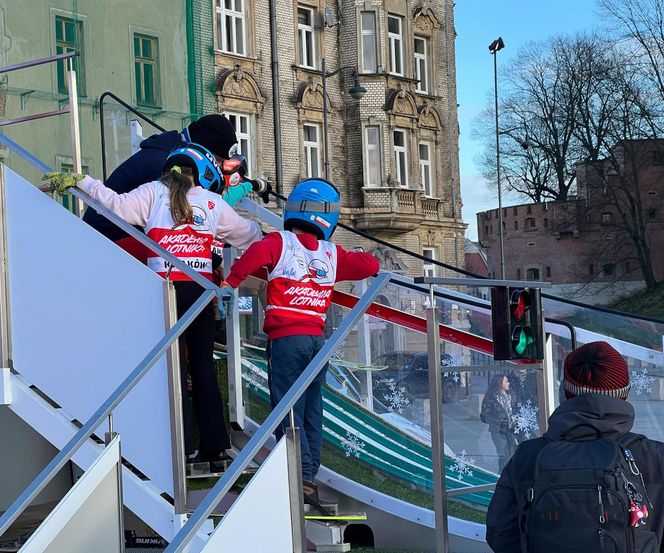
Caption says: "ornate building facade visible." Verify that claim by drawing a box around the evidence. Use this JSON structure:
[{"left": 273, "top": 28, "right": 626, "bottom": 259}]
[{"left": 207, "top": 0, "right": 465, "bottom": 276}]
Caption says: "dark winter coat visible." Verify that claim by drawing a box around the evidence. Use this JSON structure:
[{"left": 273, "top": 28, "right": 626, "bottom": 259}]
[
  {"left": 481, "top": 390, "right": 515, "bottom": 433},
  {"left": 82, "top": 130, "right": 183, "bottom": 242},
  {"left": 486, "top": 393, "right": 664, "bottom": 553}
]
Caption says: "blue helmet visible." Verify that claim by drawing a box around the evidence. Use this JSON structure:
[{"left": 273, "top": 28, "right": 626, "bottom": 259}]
[
  {"left": 283, "top": 178, "right": 341, "bottom": 240},
  {"left": 163, "top": 142, "right": 223, "bottom": 193}
]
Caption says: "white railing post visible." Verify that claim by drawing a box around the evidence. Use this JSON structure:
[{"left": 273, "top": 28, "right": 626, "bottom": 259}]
[
  {"left": 0, "top": 165, "right": 11, "bottom": 369},
  {"left": 66, "top": 59, "right": 84, "bottom": 218}
]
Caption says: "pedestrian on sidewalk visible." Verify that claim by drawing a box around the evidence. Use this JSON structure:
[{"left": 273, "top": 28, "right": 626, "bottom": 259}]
[
  {"left": 481, "top": 374, "right": 519, "bottom": 471},
  {"left": 221, "top": 178, "right": 379, "bottom": 512}
]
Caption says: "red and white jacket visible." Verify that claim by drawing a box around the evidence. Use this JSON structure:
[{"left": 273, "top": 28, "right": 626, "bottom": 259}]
[
  {"left": 77, "top": 176, "right": 262, "bottom": 281},
  {"left": 226, "top": 231, "right": 379, "bottom": 339}
]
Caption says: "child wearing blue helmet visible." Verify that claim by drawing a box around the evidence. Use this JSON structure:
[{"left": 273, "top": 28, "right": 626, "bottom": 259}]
[
  {"left": 222, "top": 178, "right": 379, "bottom": 511},
  {"left": 45, "top": 142, "right": 263, "bottom": 473}
]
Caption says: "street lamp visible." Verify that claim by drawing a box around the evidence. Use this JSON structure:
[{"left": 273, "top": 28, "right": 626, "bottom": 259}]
[
  {"left": 321, "top": 58, "right": 366, "bottom": 180},
  {"left": 489, "top": 37, "right": 506, "bottom": 280}
]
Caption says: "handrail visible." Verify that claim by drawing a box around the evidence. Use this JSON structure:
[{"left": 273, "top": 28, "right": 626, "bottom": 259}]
[
  {"left": 0, "top": 51, "right": 78, "bottom": 75},
  {"left": 98, "top": 91, "right": 167, "bottom": 181},
  {"left": 0, "top": 289, "right": 215, "bottom": 536},
  {"left": 164, "top": 272, "right": 391, "bottom": 552}
]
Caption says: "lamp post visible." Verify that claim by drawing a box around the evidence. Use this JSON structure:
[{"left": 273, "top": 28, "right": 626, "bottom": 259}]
[
  {"left": 489, "top": 37, "right": 506, "bottom": 280},
  {"left": 321, "top": 58, "right": 366, "bottom": 180}
]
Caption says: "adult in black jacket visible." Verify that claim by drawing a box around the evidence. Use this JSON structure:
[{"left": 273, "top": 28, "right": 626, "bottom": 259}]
[
  {"left": 486, "top": 341, "right": 664, "bottom": 553},
  {"left": 83, "top": 114, "right": 237, "bottom": 243}
]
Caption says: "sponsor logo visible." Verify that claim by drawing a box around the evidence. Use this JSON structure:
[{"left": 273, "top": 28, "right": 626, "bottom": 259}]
[
  {"left": 186, "top": 148, "right": 203, "bottom": 160},
  {"left": 208, "top": 200, "right": 216, "bottom": 210},
  {"left": 315, "top": 216, "right": 331, "bottom": 229},
  {"left": 306, "top": 259, "right": 329, "bottom": 280}
]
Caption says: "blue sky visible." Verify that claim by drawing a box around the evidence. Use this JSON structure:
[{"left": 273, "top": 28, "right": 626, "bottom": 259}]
[{"left": 455, "top": 1, "right": 600, "bottom": 239}]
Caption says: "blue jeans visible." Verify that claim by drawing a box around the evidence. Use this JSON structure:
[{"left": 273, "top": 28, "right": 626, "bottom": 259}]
[{"left": 267, "top": 335, "right": 328, "bottom": 482}]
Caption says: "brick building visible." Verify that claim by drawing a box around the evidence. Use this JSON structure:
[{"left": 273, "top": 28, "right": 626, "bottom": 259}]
[
  {"left": 477, "top": 140, "right": 664, "bottom": 304},
  {"left": 205, "top": 0, "right": 465, "bottom": 278}
]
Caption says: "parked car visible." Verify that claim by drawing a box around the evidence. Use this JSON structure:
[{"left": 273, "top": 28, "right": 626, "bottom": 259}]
[{"left": 372, "top": 351, "right": 461, "bottom": 404}]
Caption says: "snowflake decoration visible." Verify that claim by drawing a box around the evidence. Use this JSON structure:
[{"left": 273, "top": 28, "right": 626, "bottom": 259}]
[
  {"left": 383, "top": 383, "right": 411, "bottom": 413},
  {"left": 341, "top": 431, "right": 366, "bottom": 458},
  {"left": 450, "top": 449, "right": 475, "bottom": 481},
  {"left": 513, "top": 400, "right": 539, "bottom": 439},
  {"left": 631, "top": 368, "right": 655, "bottom": 396},
  {"left": 443, "top": 371, "right": 461, "bottom": 383}
]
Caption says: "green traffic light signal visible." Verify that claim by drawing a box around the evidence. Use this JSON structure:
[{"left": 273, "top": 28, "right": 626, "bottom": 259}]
[{"left": 513, "top": 326, "right": 534, "bottom": 356}]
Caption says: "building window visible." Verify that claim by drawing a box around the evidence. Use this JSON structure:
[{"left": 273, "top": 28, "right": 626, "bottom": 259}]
[
  {"left": 546, "top": 266, "right": 551, "bottom": 278},
  {"left": 543, "top": 217, "right": 548, "bottom": 228},
  {"left": 625, "top": 261, "right": 631, "bottom": 273},
  {"left": 55, "top": 16, "right": 85, "bottom": 96},
  {"left": 360, "top": 12, "right": 378, "bottom": 73},
  {"left": 419, "top": 141, "right": 433, "bottom": 195},
  {"left": 225, "top": 112, "right": 255, "bottom": 176},
  {"left": 601, "top": 212, "right": 612, "bottom": 224},
  {"left": 516, "top": 268, "right": 522, "bottom": 280},
  {"left": 422, "top": 247, "right": 436, "bottom": 277},
  {"left": 134, "top": 34, "right": 161, "bottom": 107},
  {"left": 297, "top": 6, "right": 316, "bottom": 69},
  {"left": 393, "top": 129, "right": 409, "bottom": 187},
  {"left": 303, "top": 123, "right": 322, "bottom": 178},
  {"left": 387, "top": 15, "right": 403, "bottom": 76},
  {"left": 603, "top": 263, "right": 614, "bottom": 276},
  {"left": 364, "top": 125, "right": 382, "bottom": 186},
  {"left": 527, "top": 204, "right": 532, "bottom": 214},
  {"left": 589, "top": 264, "right": 594, "bottom": 275},
  {"left": 414, "top": 37, "right": 429, "bottom": 93},
  {"left": 484, "top": 225, "right": 489, "bottom": 235},
  {"left": 526, "top": 268, "right": 540, "bottom": 281},
  {"left": 525, "top": 217, "right": 536, "bottom": 229},
  {"left": 653, "top": 151, "right": 664, "bottom": 165},
  {"left": 216, "top": 0, "right": 246, "bottom": 55},
  {"left": 648, "top": 208, "right": 656, "bottom": 220},
  {"left": 513, "top": 206, "right": 518, "bottom": 215},
  {"left": 514, "top": 220, "right": 519, "bottom": 231}
]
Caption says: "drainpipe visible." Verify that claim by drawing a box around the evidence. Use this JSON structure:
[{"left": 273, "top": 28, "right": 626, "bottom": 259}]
[
  {"left": 269, "top": 0, "right": 284, "bottom": 194},
  {"left": 185, "top": 0, "right": 200, "bottom": 119},
  {"left": 444, "top": 0, "right": 460, "bottom": 266}
]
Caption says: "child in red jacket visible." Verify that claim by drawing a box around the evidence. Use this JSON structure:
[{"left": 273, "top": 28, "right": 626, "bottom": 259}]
[{"left": 223, "top": 178, "right": 379, "bottom": 511}]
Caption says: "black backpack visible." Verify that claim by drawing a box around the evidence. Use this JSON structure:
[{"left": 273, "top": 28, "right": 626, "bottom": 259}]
[{"left": 523, "top": 431, "right": 657, "bottom": 553}]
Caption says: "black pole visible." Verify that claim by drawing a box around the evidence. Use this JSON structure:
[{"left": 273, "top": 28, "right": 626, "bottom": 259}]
[{"left": 269, "top": 0, "right": 284, "bottom": 195}]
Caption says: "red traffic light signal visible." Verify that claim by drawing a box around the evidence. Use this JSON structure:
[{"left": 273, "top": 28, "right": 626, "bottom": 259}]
[{"left": 491, "top": 287, "right": 544, "bottom": 361}]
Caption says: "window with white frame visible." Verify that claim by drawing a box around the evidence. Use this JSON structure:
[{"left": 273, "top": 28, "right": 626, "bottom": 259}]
[
  {"left": 423, "top": 247, "right": 436, "bottom": 277},
  {"left": 387, "top": 15, "right": 403, "bottom": 76},
  {"left": 393, "top": 129, "right": 409, "bottom": 187},
  {"left": 216, "top": 0, "right": 246, "bottom": 56},
  {"left": 419, "top": 141, "right": 433, "bottom": 195},
  {"left": 414, "top": 37, "right": 429, "bottom": 93},
  {"left": 360, "top": 12, "right": 378, "bottom": 73},
  {"left": 297, "top": 6, "right": 316, "bottom": 69},
  {"left": 225, "top": 112, "right": 255, "bottom": 175},
  {"left": 364, "top": 125, "right": 382, "bottom": 186},
  {"left": 303, "top": 123, "right": 322, "bottom": 178}
]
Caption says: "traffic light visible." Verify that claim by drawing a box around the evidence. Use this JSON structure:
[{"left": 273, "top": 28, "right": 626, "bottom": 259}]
[{"left": 491, "top": 287, "right": 544, "bottom": 361}]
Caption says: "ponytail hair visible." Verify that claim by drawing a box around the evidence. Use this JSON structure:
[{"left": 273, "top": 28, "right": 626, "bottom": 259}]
[{"left": 161, "top": 166, "right": 194, "bottom": 225}]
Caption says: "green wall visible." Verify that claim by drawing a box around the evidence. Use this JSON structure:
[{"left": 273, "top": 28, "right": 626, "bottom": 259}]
[{"left": 0, "top": 0, "right": 193, "bottom": 184}]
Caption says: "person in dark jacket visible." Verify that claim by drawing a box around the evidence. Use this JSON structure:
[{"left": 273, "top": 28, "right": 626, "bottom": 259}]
[
  {"left": 481, "top": 374, "right": 519, "bottom": 471},
  {"left": 486, "top": 341, "right": 664, "bottom": 553},
  {"left": 84, "top": 114, "right": 239, "bottom": 247}
]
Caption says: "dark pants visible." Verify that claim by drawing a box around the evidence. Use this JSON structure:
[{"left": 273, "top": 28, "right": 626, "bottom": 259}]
[
  {"left": 175, "top": 281, "right": 230, "bottom": 457},
  {"left": 490, "top": 430, "right": 518, "bottom": 472},
  {"left": 267, "top": 335, "right": 328, "bottom": 482}
]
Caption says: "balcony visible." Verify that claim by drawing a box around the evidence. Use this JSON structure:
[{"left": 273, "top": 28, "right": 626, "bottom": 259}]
[{"left": 350, "top": 187, "right": 444, "bottom": 234}]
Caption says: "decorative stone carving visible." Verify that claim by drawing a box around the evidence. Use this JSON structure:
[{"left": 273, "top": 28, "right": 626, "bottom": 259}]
[
  {"left": 296, "top": 80, "right": 327, "bottom": 112},
  {"left": 386, "top": 86, "right": 417, "bottom": 118},
  {"left": 370, "top": 247, "right": 409, "bottom": 273},
  {"left": 217, "top": 65, "right": 265, "bottom": 108},
  {"left": 418, "top": 102, "right": 442, "bottom": 130},
  {"left": 413, "top": 6, "right": 442, "bottom": 34}
]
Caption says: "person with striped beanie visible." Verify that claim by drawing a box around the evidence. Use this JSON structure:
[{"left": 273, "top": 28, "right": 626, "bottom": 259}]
[{"left": 486, "top": 341, "right": 664, "bottom": 552}]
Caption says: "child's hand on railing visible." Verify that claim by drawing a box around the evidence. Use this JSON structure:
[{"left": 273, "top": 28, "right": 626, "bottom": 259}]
[
  {"left": 41, "top": 172, "right": 84, "bottom": 195},
  {"left": 217, "top": 281, "right": 235, "bottom": 319}
]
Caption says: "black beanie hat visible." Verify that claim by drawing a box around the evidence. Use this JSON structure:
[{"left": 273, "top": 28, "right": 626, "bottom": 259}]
[{"left": 187, "top": 114, "right": 237, "bottom": 159}]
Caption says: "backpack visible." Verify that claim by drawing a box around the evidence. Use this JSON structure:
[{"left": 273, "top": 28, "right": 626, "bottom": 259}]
[{"left": 523, "top": 431, "right": 658, "bottom": 553}]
